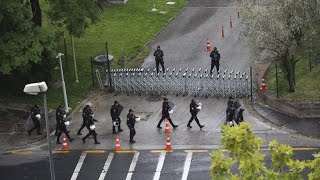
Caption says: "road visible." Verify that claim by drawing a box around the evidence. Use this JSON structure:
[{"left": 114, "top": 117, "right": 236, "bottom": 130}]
[{"left": 0, "top": 149, "right": 319, "bottom": 180}]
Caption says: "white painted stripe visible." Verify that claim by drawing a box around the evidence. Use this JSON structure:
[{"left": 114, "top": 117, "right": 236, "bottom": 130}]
[
  {"left": 153, "top": 152, "right": 166, "bottom": 180},
  {"left": 125, "top": 152, "right": 140, "bottom": 180},
  {"left": 98, "top": 153, "right": 114, "bottom": 180},
  {"left": 181, "top": 152, "right": 193, "bottom": 180},
  {"left": 70, "top": 152, "right": 87, "bottom": 180}
]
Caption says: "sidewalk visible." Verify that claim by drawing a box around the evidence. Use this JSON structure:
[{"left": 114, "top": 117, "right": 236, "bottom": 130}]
[{"left": 253, "top": 102, "right": 320, "bottom": 139}]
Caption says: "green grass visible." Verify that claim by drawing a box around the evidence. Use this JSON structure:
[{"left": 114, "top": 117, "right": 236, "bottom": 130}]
[
  {"left": 266, "top": 49, "right": 320, "bottom": 102},
  {"left": 0, "top": 0, "right": 189, "bottom": 109}
]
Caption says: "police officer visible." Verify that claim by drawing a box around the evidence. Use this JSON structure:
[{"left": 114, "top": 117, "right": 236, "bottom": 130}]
[
  {"left": 154, "top": 45, "right": 165, "bottom": 74},
  {"left": 209, "top": 47, "right": 221, "bottom": 74},
  {"left": 235, "top": 108, "right": 245, "bottom": 125},
  {"left": 82, "top": 111, "right": 100, "bottom": 144},
  {"left": 56, "top": 110, "right": 74, "bottom": 144},
  {"left": 227, "top": 96, "right": 234, "bottom": 107},
  {"left": 28, "top": 105, "right": 41, "bottom": 135},
  {"left": 55, "top": 105, "right": 64, "bottom": 136},
  {"left": 226, "top": 104, "right": 236, "bottom": 126},
  {"left": 127, "top": 109, "right": 137, "bottom": 143},
  {"left": 110, "top": 101, "right": 123, "bottom": 134},
  {"left": 77, "top": 103, "right": 91, "bottom": 135},
  {"left": 187, "top": 99, "right": 204, "bottom": 129},
  {"left": 157, "top": 97, "right": 178, "bottom": 129}
]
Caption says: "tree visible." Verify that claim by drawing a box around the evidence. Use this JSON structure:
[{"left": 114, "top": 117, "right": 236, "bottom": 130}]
[
  {"left": 233, "top": 0, "right": 320, "bottom": 92},
  {"left": 48, "top": 0, "right": 100, "bottom": 82},
  {"left": 0, "top": 0, "right": 55, "bottom": 75},
  {"left": 210, "top": 122, "right": 320, "bottom": 179}
]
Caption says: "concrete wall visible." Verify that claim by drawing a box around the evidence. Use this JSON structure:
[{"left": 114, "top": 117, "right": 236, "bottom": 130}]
[{"left": 256, "top": 63, "right": 320, "bottom": 118}]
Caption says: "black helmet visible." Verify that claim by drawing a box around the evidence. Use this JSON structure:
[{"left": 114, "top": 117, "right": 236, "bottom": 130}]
[
  {"left": 129, "top": 109, "right": 134, "bottom": 112},
  {"left": 191, "top": 99, "right": 195, "bottom": 103},
  {"left": 114, "top": 101, "right": 119, "bottom": 105}
]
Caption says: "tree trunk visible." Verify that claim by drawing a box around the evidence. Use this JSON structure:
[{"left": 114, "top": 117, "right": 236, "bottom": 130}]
[
  {"left": 280, "top": 53, "right": 296, "bottom": 92},
  {"left": 30, "top": 0, "right": 42, "bottom": 27}
]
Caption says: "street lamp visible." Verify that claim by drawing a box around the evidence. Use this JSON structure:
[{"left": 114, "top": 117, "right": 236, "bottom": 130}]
[
  {"left": 23, "top": 82, "right": 55, "bottom": 180},
  {"left": 56, "top": 53, "right": 69, "bottom": 113}
]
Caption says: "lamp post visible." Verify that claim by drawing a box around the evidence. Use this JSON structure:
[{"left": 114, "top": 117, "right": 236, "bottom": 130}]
[
  {"left": 23, "top": 82, "right": 55, "bottom": 180},
  {"left": 56, "top": 53, "right": 69, "bottom": 113}
]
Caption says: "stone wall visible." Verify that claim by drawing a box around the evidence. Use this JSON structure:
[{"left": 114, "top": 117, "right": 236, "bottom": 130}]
[{"left": 256, "top": 63, "right": 320, "bottom": 118}]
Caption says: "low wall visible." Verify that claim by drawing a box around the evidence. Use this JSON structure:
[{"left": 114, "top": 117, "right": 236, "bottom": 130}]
[
  {"left": 110, "top": 0, "right": 128, "bottom": 4},
  {"left": 256, "top": 63, "right": 320, "bottom": 118}
]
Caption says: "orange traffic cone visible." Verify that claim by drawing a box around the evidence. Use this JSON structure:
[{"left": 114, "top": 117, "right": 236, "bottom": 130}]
[
  {"left": 260, "top": 78, "right": 267, "bottom": 91},
  {"left": 164, "top": 119, "right": 171, "bottom": 134},
  {"left": 221, "top": 26, "right": 225, "bottom": 38},
  {"left": 206, "top": 38, "right": 212, "bottom": 51},
  {"left": 230, "top": 16, "right": 233, "bottom": 28},
  {"left": 61, "top": 135, "right": 69, "bottom": 151},
  {"left": 164, "top": 135, "right": 173, "bottom": 151},
  {"left": 114, "top": 134, "right": 122, "bottom": 151}
]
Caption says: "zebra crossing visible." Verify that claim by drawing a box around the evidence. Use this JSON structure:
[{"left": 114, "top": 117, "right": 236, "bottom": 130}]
[{"left": 0, "top": 150, "right": 212, "bottom": 180}]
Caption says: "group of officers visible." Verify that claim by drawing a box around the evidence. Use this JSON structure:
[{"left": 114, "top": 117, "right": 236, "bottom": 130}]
[{"left": 28, "top": 95, "right": 244, "bottom": 145}]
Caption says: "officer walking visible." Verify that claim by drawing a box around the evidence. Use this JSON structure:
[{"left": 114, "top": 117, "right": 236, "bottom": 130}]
[
  {"left": 110, "top": 101, "right": 123, "bottom": 134},
  {"left": 157, "top": 97, "right": 178, "bottom": 129},
  {"left": 77, "top": 103, "right": 91, "bottom": 135},
  {"left": 209, "top": 47, "right": 221, "bottom": 74},
  {"left": 28, "top": 105, "right": 41, "bottom": 135},
  {"left": 235, "top": 108, "right": 245, "bottom": 125},
  {"left": 154, "top": 45, "right": 165, "bottom": 74},
  {"left": 82, "top": 110, "right": 100, "bottom": 144},
  {"left": 187, "top": 99, "right": 204, "bottom": 129},
  {"left": 127, "top": 109, "right": 138, "bottom": 143},
  {"left": 56, "top": 110, "right": 74, "bottom": 144},
  {"left": 55, "top": 105, "right": 63, "bottom": 136}
]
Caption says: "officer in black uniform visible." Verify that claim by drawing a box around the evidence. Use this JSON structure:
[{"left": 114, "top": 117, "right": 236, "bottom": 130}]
[
  {"left": 77, "top": 103, "right": 91, "bottom": 135},
  {"left": 55, "top": 105, "right": 64, "bottom": 136},
  {"left": 154, "top": 45, "right": 165, "bottom": 74},
  {"left": 187, "top": 99, "right": 204, "bottom": 129},
  {"left": 56, "top": 110, "right": 74, "bottom": 144},
  {"left": 28, "top": 105, "right": 41, "bottom": 135},
  {"left": 110, "top": 101, "right": 123, "bottom": 134},
  {"left": 209, "top": 47, "right": 221, "bottom": 74},
  {"left": 82, "top": 111, "right": 100, "bottom": 144},
  {"left": 157, "top": 97, "right": 178, "bottom": 129},
  {"left": 127, "top": 109, "right": 137, "bottom": 143},
  {"left": 235, "top": 108, "right": 245, "bottom": 125}
]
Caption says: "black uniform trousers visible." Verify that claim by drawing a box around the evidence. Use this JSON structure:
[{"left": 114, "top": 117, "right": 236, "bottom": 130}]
[
  {"left": 29, "top": 119, "right": 40, "bottom": 134},
  {"left": 156, "top": 60, "right": 165, "bottom": 74},
  {"left": 112, "top": 119, "right": 122, "bottom": 132},
  {"left": 157, "top": 114, "right": 175, "bottom": 127},
  {"left": 57, "top": 128, "right": 72, "bottom": 143},
  {"left": 210, "top": 61, "right": 219, "bottom": 74},
  {"left": 129, "top": 127, "right": 136, "bottom": 141},
  {"left": 83, "top": 129, "right": 99, "bottom": 143},
  {"left": 77, "top": 119, "right": 87, "bottom": 134},
  {"left": 187, "top": 113, "right": 202, "bottom": 127}
]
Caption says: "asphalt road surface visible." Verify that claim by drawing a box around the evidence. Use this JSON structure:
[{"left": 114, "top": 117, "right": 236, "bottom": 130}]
[{"left": 0, "top": 149, "right": 319, "bottom": 180}]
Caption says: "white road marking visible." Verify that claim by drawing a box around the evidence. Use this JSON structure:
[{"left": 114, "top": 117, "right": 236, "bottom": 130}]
[
  {"left": 153, "top": 152, "right": 166, "bottom": 180},
  {"left": 181, "top": 152, "right": 193, "bottom": 180},
  {"left": 125, "top": 152, "right": 140, "bottom": 180},
  {"left": 98, "top": 152, "right": 114, "bottom": 180},
  {"left": 70, "top": 152, "right": 87, "bottom": 180}
]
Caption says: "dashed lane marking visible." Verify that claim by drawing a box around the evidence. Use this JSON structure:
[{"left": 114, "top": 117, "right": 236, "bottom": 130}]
[
  {"left": 70, "top": 152, "right": 87, "bottom": 180},
  {"left": 115, "top": 150, "right": 138, "bottom": 153},
  {"left": 184, "top": 150, "right": 208, "bottom": 153},
  {"left": 181, "top": 152, "right": 193, "bottom": 180},
  {"left": 83, "top": 150, "right": 106, "bottom": 153},
  {"left": 125, "top": 152, "right": 140, "bottom": 180},
  {"left": 150, "top": 150, "right": 173, "bottom": 153},
  {"left": 153, "top": 152, "right": 166, "bottom": 180},
  {"left": 11, "top": 151, "right": 33, "bottom": 155},
  {"left": 98, "top": 152, "right": 114, "bottom": 180}
]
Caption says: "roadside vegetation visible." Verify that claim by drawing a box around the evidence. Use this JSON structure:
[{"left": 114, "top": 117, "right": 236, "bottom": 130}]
[
  {"left": 0, "top": 0, "right": 189, "bottom": 109},
  {"left": 233, "top": 0, "right": 320, "bottom": 96},
  {"left": 211, "top": 122, "right": 320, "bottom": 179}
]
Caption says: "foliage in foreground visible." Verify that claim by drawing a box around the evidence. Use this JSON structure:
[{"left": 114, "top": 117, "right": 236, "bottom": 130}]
[{"left": 210, "top": 122, "right": 320, "bottom": 180}]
